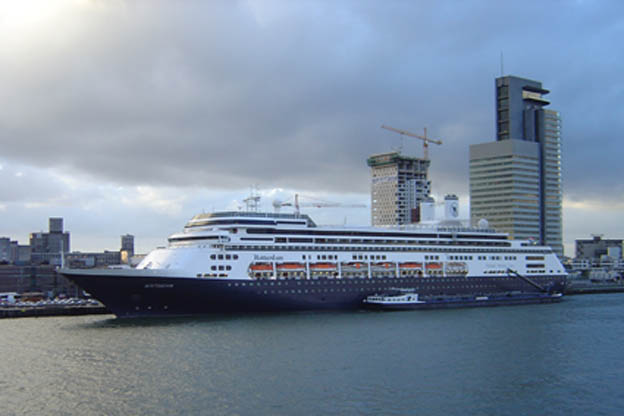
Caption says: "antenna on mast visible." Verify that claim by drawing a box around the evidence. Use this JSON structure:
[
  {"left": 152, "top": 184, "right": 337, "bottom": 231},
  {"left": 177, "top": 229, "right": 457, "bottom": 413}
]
[
  {"left": 500, "top": 51, "right": 504, "bottom": 76},
  {"left": 243, "top": 185, "right": 261, "bottom": 212}
]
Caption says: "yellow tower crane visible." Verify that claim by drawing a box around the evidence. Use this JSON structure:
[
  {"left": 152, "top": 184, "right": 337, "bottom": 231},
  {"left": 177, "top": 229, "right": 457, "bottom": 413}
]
[{"left": 380, "top": 124, "right": 443, "bottom": 160}]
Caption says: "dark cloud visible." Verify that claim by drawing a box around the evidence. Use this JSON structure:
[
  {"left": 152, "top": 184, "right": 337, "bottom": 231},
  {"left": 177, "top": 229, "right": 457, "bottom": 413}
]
[{"left": 1, "top": 0, "right": 623, "bottom": 202}]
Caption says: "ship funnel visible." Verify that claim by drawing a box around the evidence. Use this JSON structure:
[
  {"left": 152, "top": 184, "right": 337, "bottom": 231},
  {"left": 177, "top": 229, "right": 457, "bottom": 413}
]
[
  {"left": 444, "top": 194, "right": 459, "bottom": 220},
  {"left": 420, "top": 197, "right": 436, "bottom": 222}
]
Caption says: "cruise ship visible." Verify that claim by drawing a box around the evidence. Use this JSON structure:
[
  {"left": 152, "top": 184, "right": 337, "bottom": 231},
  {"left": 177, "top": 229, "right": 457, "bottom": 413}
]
[{"left": 60, "top": 206, "right": 567, "bottom": 318}]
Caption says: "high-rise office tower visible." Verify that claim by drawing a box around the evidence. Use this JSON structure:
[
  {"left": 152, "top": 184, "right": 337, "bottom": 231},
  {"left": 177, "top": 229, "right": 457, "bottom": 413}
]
[
  {"left": 121, "top": 234, "right": 135, "bottom": 257},
  {"left": 470, "top": 75, "right": 563, "bottom": 257},
  {"left": 368, "top": 152, "right": 431, "bottom": 226},
  {"left": 120, "top": 234, "right": 135, "bottom": 264}
]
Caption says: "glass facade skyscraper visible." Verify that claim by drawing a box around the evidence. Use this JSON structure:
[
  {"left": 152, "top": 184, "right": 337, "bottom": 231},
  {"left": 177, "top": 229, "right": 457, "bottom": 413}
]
[{"left": 470, "top": 75, "right": 563, "bottom": 257}]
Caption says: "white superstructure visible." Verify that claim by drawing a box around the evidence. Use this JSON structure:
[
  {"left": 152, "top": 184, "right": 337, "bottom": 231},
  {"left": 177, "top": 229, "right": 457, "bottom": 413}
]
[{"left": 136, "top": 211, "right": 566, "bottom": 281}]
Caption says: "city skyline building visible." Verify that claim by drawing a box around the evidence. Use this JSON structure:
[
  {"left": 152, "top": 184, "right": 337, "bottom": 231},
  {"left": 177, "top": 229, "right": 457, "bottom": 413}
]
[
  {"left": 575, "top": 235, "right": 623, "bottom": 260},
  {"left": 121, "top": 234, "right": 134, "bottom": 254},
  {"left": 121, "top": 234, "right": 135, "bottom": 264},
  {"left": 30, "top": 217, "right": 70, "bottom": 266},
  {"left": 367, "top": 151, "right": 431, "bottom": 226},
  {"left": 470, "top": 75, "right": 563, "bottom": 256},
  {"left": 0, "top": 238, "right": 31, "bottom": 265},
  {"left": 1, "top": 216, "right": 138, "bottom": 267},
  {"left": 0, "top": 238, "right": 11, "bottom": 263}
]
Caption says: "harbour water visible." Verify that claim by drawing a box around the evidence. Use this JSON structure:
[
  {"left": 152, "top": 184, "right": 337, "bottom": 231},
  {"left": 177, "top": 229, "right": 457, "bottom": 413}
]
[{"left": 1, "top": 294, "right": 623, "bottom": 416}]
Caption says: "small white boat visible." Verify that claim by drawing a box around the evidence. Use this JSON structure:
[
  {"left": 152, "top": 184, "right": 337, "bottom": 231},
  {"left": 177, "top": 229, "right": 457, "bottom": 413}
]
[{"left": 363, "top": 292, "right": 425, "bottom": 308}]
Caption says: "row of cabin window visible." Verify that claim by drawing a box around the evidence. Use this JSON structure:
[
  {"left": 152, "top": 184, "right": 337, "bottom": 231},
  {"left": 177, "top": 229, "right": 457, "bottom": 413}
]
[
  {"left": 453, "top": 255, "right": 516, "bottom": 261},
  {"left": 225, "top": 245, "right": 551, "bottom": 255},
  {"left": 253, "top": 284, "right": 501, "bottom": 294},
  {"left": 209, "top": 254, "right": 239, "bottom": 261},
  {"left": 229, "top": 278, "right": 492, "bottom": 287},
  {"left": 211, "top": 265, "right": 232, "bottom": 271},
  {"left": 352, "top": 254, "right": 387, "bottom": 261},
  {"left": 312, "top": 254, "right": 338, "bottom": 260},
  {"left": 450, "top": 255, "right": 474, "bottom": 261},
  {"left": 272, "top": 237, "right": 510, "bottom": 247},
  {"left": 252, "top": 228, "right": 508, "bottom": 240}
]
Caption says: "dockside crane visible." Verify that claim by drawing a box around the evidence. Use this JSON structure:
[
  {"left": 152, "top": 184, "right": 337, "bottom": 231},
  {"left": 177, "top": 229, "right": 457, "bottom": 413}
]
[
  {"left": 273, "top": 194, "right": 367, "bottom": 215},
  {"left": 381, "top": 124, "right": 443, "bottom": 160}
]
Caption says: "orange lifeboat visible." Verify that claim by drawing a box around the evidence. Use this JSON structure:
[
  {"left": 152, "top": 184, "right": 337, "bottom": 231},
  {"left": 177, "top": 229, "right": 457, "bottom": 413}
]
[
  {"left": 399, "top": 262, "right": 423, "bottom": 269},
  {"left": 425, "top": 262, "right": 442, "bottom": 270},
  {"left": 310, "top": 262, "right": 337, "bottom": 270},
  {"left": 249, "top": 263, "right": 272, "bottom": 272},
  {"left": 276, "top": 263, "right": 305, "bottom": 271}
]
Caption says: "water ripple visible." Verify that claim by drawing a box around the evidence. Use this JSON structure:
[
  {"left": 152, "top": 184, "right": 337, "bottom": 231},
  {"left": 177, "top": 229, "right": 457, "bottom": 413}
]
[{"left": 1, "top": 295, "right": 624, "bottom": 415}]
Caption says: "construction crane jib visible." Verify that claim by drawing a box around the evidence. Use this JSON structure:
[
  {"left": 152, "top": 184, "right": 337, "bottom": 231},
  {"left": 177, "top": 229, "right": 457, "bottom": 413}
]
[
  {"left": 380, "top": 124, "right": 442, "bottom": 160},
  {"left": 273, "top": 194, "right": 367, "bottom": 215}
]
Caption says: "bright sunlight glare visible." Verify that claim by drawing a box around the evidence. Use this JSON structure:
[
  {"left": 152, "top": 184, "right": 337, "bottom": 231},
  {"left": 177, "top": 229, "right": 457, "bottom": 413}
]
[{"left": 0, "top": 0, "right": 79, "bottom": 41}]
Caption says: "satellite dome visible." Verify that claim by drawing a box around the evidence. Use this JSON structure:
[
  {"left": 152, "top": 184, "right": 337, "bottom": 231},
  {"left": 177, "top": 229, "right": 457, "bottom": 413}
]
[{"left": 478, "top": 218, "right": 489, "bottom": 229}]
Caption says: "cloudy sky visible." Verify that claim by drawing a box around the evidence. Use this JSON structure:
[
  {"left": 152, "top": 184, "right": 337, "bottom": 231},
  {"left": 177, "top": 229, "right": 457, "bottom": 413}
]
[{"left": 1, "top": 0, "right": 622, "bottom": 256}]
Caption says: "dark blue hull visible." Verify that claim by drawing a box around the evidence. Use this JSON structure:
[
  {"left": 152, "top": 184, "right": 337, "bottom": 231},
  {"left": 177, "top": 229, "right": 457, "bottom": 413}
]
[{"left": 62, "top": 271, "right": 567, "bottom": 318}]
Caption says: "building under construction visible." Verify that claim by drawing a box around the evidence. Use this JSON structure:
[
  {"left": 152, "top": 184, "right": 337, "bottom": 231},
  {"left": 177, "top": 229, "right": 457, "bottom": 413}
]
[
  {"left": 369, "top": 125, "right": 441, "bottom": 227},
  {"left": 368, "top": 152, "right": 431, "bottom": 226}
]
